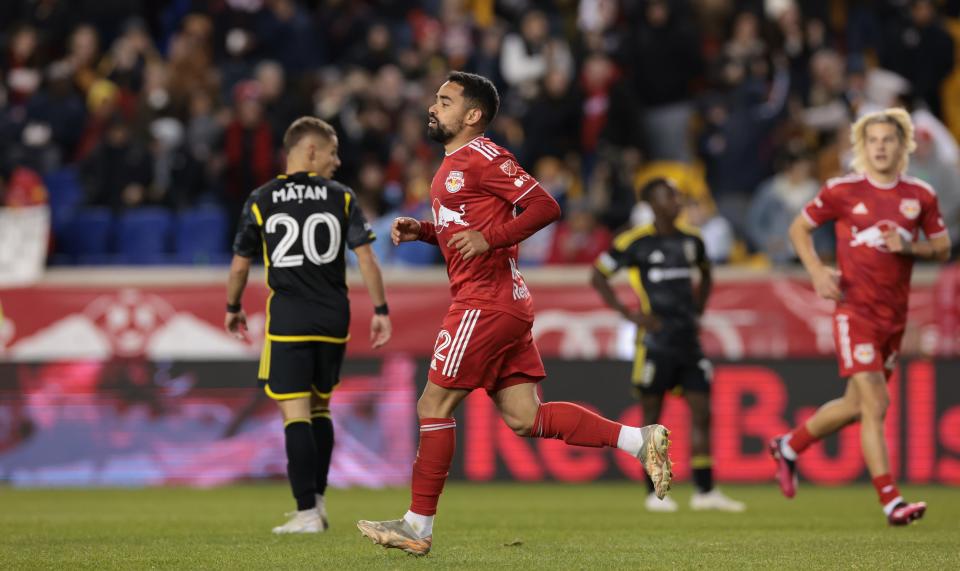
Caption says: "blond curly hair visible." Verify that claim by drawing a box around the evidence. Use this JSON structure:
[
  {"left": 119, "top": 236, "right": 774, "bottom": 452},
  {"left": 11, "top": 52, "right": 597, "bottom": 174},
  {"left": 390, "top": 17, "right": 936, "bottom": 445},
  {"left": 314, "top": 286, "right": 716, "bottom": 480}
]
[{"left": 850, "top": 108, "right": 916, "bottom": 175}]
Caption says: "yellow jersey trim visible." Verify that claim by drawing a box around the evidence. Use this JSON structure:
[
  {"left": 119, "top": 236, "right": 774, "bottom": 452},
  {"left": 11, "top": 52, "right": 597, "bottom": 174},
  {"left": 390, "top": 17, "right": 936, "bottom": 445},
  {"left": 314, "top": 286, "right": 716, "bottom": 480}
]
[
  {"left": 251, "top": 203, "right": 264, "bottom": 226},
  {"left": 613, "top": 224, "right": 655, "bottom": 251},
  {"left": 266, "top": 333, "right": 350, "bottom": 343},
  {"left": 344, "top": 192, "right": 351, "bottom": 216},
  {"left": 264, "top": 383, "right": 311, "bottom": 401},
  {"left": 283, "top": 418, "right": 311, "bottom": 428}
]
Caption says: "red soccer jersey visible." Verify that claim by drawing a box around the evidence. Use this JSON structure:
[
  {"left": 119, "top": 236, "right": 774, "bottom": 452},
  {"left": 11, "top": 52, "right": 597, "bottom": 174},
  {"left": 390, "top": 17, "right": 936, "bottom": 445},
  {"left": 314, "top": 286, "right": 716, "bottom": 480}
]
[
  {"left": 802, "top": 173, "right": 948, "bottom": 329},
  {"left": 428, "top": 136, "right": 544, "bottom": 321}
]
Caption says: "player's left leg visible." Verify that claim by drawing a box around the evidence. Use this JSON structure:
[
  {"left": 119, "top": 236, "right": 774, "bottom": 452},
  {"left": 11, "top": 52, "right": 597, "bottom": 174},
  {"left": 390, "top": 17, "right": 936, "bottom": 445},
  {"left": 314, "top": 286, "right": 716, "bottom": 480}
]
[
  {"left": 851, "top": 370, "right": 926, "bottom": 525},
  {"left": 308, "top": 342, "right": 345, "bottom": 531},
  {"left": 493, "top": 381, "right": 672, "bottom": 499}
]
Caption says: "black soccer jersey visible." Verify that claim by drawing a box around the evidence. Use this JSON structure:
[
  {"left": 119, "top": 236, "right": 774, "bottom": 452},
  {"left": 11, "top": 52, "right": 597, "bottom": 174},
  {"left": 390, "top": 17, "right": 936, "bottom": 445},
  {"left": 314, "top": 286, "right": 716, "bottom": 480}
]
[
  {"left": 595, "top": 223, "right": 708, "bottom": 352},
  {"left": 233, "top": 172, "right": 375, "bottom": 341}
]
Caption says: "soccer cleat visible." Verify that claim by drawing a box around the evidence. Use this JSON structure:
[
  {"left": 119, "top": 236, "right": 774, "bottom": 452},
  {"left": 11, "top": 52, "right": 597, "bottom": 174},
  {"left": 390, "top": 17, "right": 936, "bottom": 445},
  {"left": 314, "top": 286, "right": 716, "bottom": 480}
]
[
  {"left": 638, "top": 424, "right": 673, "bottom": 499},
  {"left": 316, "top": 495, "right": 329, "bottom": 530},
  {"left": 887, "top": 501, "right": 926, "bottom": 526},
  {"left": 690, "top": 489, "right": 746, "bottom": 512},
  {"left": 769, "top": 436, "right": 798, "bottom": 499},
  {"left": 644, "top": 492, "right": 678, "bottom": 513},
  {"left": 357, "top": 519, "right": 432, "bottom": 556},
  {"left": 272, "top": 508, "right": 323, "bottom": 534}
]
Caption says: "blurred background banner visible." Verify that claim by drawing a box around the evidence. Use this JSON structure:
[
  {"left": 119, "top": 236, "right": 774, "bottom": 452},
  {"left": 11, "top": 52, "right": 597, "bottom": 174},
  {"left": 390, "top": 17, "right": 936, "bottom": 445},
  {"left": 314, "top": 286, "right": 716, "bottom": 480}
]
[
  {"left": 0, "top": 357, "right": 416, "bottom": 487},
  {"left": 0, "top": 206, "right": 49, "bottom": 287},
  {"left": 1, "top": 356, "right": 957, "bottom": 487},
  {"left": 0, "top": 269, "right": 957, "bottom": 361}
]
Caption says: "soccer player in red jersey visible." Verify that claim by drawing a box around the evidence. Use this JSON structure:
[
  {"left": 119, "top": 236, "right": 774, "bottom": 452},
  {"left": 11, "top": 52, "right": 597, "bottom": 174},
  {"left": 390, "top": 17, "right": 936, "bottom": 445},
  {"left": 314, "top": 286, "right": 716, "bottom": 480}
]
[
  {"left": 356, "top": 72, "right": 673, "bottom": 555},
  {"left": 770, "top": 109, "right": 951, "bottom": 525}
]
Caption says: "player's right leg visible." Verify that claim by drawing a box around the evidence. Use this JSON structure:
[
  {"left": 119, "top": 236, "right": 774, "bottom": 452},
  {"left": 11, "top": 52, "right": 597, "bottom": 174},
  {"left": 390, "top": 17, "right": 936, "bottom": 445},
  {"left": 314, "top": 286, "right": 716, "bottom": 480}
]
[
  {"left": 308, "top": 342, "right": 345, "bottom": 531},
  {"left": 262, "top": 341, "right": 323, "bottom": 534},
  {"left": 492, "top": 382, "right": 673, "bottom": 499},
  {"left": 356, "top": 381, "right": 470, "bottom": 555}
]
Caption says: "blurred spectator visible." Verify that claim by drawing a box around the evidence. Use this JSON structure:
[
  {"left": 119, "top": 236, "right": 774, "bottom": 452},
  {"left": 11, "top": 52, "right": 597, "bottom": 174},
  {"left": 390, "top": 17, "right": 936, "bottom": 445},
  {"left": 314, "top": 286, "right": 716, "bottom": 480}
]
[
  {"left": 5, "top": 25, "right": 44, "bottom": 105},
  {"left": 257, "top": 0, "right": 325, "bottom": 73},
  {"left": 500, "top": 10, "right": 573, "bottom": 100},
  {"left": 880, "top": 0, "right": 955, "bottom": 118},
  {"left": 223, "top": 80, "right": 274, "bottom": 231},
  {"left": 65, "top": 24, "right": 101, "bottom": 95},
  {"left": 81, "top": 117, "right": 152, "bottom": 209},
  {"left": 521, "top": 69, "right": 581, "bottom": 165},
  {"left": 547, "top": 208, "right": 612, "bottom": 264},
  {"left": 23, "top": 61, "right": 86, "bottom": 161},
  {"left": 626, "top": 0, "right": 702, "bottom": 161},
  {"left": 909, "top": 127, "right": 960, "bottom": 244},
  {"left": 747, "top": 149, "right": 820, "bottom": 264}
]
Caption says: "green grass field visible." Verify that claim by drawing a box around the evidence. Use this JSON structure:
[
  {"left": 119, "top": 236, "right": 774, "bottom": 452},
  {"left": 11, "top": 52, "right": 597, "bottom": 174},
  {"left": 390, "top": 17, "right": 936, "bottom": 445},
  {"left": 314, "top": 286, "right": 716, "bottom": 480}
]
[{"left": 1, "top": 483, "right": 957, "bottom": 570}]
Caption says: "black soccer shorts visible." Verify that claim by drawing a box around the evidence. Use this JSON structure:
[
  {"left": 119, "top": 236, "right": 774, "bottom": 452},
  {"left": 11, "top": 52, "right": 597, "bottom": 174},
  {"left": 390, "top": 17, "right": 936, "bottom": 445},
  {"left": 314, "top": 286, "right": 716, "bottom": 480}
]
[
  {"left": 258, "top": 340, "right": 346, "bottom": 400},
  {"left": 631, "top": 347, "right": 712, "bottom": 396}
]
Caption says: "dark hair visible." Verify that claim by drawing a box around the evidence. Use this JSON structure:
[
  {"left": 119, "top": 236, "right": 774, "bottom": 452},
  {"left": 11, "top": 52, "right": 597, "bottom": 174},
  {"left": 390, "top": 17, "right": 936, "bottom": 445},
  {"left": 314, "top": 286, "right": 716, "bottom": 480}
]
[
  {"left": 283, "top": 116, "right": 337, "bottom": 152},
  {"left": 447, "top": 71, "right": 500, "bottom": 127},
  {"left": 639, "top": 177, "right": 675, "bottom": 203}
]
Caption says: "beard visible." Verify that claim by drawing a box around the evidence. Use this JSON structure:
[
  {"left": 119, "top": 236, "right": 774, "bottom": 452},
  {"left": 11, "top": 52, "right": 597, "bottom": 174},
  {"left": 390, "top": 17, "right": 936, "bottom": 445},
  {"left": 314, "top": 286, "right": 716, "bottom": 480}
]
[{"left": 427, "top": 117, "right": 459, "bottom": 143}]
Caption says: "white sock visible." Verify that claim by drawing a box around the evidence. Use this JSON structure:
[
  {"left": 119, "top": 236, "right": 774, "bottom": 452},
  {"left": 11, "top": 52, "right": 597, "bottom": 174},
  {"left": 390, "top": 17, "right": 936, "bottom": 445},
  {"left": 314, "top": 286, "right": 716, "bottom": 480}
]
[
  {"left": 781, "top": 435, "right": 798, "bottom": 461},
  {"left": 403, "top": 510, "right": 434, "bottom": 538},
  {"left": 883, "top": 496, "right": 904, "bottom": 516},
  {"left": 315, "top": 494, "right": 325, "bottom": 512},
  {"left": 617, "top": 426, "right": 644, "bottom": 457}
]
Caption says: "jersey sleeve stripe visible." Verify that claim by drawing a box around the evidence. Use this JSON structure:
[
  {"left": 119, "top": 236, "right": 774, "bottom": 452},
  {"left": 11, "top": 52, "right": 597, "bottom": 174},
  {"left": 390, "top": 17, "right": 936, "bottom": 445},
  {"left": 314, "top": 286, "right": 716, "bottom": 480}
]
[
  {"left": 512, "top": 182, "right": 541, "bottom": 204},
  {"left": 902, "top": 175, "right": 937, "bottom": 195},
  {"left": 801, "top": 208, "right": 819, "bottom": 228},
  {"left": 251, "top": 203, "right": 264, "bottom": 226},
  {"left": 476, "top": 140, "right": 500, "bottom": 157},
  {"left": 469, "top": 142, "right": 496, "bottom": 161},
  {"left": 927, "top": 229, "right": 949, "bottom": 239}
]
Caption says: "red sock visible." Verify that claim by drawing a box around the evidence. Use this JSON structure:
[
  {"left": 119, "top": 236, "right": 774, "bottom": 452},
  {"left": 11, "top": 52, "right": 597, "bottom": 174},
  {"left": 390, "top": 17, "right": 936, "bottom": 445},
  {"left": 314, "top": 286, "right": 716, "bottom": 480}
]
[
  {"left": 409, "top": 418, "right": 456, "bottom": 516},
  {"left": 872, "top": 474, "right": 901, "bottom": 506},
  {"left": 787, "top": 424, "right": 817, "bottom": 455},
  {"left": 532, "top": 402, "right": 621, "bottom": 448}
]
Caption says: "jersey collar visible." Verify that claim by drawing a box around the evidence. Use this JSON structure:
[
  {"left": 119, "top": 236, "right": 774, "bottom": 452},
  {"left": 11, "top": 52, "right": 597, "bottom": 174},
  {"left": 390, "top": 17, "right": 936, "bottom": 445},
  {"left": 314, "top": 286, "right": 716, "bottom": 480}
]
[
  {"left": 445, "top": 136, "right": 484, "bottom": 157},
  {"left": 865, "top": 174, "right": 900, "bottom": 189}
]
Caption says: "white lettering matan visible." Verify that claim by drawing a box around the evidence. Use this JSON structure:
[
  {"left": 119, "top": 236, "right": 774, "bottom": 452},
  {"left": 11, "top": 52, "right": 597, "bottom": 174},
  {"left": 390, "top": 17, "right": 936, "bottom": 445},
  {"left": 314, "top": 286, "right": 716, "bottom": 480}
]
[{"left": 272, "top": 183, "right": 328, "bottom": 203}]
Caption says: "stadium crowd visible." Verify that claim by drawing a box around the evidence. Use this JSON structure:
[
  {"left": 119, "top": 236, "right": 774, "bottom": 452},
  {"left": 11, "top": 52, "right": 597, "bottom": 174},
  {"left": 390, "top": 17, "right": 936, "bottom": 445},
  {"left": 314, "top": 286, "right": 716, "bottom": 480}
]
[{"left": 1, "top": 0, "right": 959, "bottom": 266}]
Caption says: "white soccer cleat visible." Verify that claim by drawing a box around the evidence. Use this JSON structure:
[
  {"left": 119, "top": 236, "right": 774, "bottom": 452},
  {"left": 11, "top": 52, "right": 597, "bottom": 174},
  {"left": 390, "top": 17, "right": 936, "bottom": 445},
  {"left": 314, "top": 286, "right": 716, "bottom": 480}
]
[
  {"left": 316, "top": 494, "right": 329, "bottom": 530},
  {"left": 645, "top": 492, "right": 679, "bottom": 512},
  {"left": 637, "top": 424, "right": 673, "bottom": 499},
  {"left": 272, "top": 508, "right": 324, "bottom": 534},
  {"left": 690, "top": 489, "right": 746, "bottom": 512}
]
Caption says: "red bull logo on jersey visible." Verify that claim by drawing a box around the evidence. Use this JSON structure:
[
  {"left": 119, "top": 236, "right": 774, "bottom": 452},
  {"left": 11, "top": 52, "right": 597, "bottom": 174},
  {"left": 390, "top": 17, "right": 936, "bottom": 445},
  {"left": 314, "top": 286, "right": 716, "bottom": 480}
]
[
  {"left": 899, "top": 198, "right": 920, "bottom": 220},
  {"left": 849, "top": 220, "right": 911, "bottom": 252},
  {"left": 433, "top": 198, "right": 469, "bottom": 232},
  {"left": 445, "top": 170, "right": 465, "bottom": 193}
]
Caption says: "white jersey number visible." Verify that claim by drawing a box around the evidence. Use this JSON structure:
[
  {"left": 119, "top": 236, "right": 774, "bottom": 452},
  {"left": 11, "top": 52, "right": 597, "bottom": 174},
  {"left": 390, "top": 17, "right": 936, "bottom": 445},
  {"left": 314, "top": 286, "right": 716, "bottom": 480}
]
[{"left": 265, "top": 212, "right": 341, "bottom": 267}]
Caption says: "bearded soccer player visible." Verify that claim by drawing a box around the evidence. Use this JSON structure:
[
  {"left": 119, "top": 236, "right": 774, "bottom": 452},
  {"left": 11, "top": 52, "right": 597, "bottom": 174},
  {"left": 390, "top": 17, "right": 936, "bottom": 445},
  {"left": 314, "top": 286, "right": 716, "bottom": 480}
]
[
  {"left": 771, "top": 108, "right": 951, "bottom": 525},
  {"left": 356, "top": 71, "right": 673, "bottom": 555},
  {"left": 226, "top": 117, "right": 392, "bottom": 534}
]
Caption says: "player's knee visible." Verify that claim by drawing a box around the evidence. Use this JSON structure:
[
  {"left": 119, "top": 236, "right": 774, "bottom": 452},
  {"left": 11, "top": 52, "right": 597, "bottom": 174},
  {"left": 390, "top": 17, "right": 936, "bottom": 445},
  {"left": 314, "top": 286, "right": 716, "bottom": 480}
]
[
  {"left": 503, "top": 414, "right": 534, "bottom": 437},
  {"left": 859, "top": 395, "right": 889, "bottom": 420}
]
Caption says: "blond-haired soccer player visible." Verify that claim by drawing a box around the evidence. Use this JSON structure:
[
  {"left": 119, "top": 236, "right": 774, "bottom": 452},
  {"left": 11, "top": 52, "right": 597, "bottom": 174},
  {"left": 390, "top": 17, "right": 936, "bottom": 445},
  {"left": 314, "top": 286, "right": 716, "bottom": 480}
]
[{"left": 771, "top": 108, "right": 951, "bottom": 525}]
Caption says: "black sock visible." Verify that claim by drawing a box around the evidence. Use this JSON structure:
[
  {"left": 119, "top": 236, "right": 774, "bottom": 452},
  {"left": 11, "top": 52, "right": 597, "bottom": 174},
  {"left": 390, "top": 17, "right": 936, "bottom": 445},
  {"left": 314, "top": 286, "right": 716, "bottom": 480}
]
[
  {"left": 644, "top": 474, "right": 656, "bottom": 495},
  {"left": 284, "top": 420, "right": 317, "bottom": 511},
  {"left": 692, "top": 456, "right": 714, "bottom": 493},
  {"left": 311, "top": 409, "right": 334, "bottom": 496}
]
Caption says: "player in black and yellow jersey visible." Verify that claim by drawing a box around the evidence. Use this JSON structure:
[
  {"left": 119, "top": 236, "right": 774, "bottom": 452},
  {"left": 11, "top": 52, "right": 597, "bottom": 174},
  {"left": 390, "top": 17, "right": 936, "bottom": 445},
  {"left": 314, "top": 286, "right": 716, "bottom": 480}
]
[
  {"left": 225, "top": 117, "right": 391, "bottom": 534},
  {"left": 591, "top": 178, "right": 744, "bottom": 513}
]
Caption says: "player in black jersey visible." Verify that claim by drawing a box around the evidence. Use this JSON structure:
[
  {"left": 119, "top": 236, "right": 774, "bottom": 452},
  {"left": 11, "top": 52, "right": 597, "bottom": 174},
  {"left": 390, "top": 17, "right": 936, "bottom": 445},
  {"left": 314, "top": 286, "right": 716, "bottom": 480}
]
[
  {"left": 225, "top": 117, "right": 391, "bottom": 534},
  {"left": 591, "top": 178, "right": 744, "bottom": 513}
]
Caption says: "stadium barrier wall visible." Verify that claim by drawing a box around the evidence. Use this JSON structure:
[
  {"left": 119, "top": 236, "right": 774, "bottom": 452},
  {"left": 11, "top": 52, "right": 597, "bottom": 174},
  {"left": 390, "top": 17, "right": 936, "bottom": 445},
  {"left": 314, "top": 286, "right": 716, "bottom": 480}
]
[{"left": 1, "top": 357, "right": 958, "bottom": 487}]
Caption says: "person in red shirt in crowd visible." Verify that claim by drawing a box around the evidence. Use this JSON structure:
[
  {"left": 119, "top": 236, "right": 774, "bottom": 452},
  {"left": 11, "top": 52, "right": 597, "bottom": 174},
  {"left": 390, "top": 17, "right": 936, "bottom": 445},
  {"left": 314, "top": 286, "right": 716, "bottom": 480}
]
[
  {"left": 356, "top": 72, "right": 674, "bottom": 555},
  {"left": 772, "top": 108, "right": 951, "bottom": 526}
]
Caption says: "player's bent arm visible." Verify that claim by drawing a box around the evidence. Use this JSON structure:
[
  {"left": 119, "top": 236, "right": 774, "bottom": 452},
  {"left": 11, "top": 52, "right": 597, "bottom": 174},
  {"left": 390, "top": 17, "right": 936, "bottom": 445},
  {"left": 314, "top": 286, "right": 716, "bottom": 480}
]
[
  {"left": 353, "top": 244, "right": 388, "bottom": 307},
  {"left": 696, "top": 260, "right": 713, "bottom": 315},
  {"left": 788, "top": 214, "right": 827, "bottom": 276},
  {"left": 905, "top": 234, "right": 952, "bottom": 262},
  {"left": 482, "top": 191, "right": 561, "bottom": 248},
  {"left": 590, "top": 266, "right": 632, "bottom": 318},
  {"left": 226, "top": 255, "right": 252, "bottom": 308}
]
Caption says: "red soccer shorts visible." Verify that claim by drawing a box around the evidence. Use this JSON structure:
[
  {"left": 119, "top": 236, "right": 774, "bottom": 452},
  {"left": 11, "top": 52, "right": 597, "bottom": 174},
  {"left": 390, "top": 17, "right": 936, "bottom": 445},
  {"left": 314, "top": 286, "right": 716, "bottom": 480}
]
[
  {"left": 427, "top": 308, "right": 546, "bottom": 393},
  {"left": 832, "top": 308, "right": 904, "bottom": 380}
]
